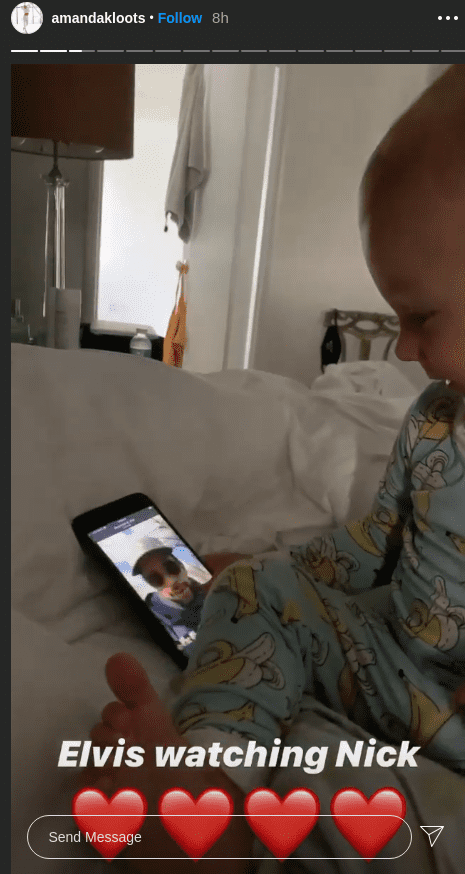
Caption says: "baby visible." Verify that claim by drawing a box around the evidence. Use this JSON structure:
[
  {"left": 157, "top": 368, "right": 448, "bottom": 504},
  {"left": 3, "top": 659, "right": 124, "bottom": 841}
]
[{"left": 85, "top": 66, "right": 465, "bottom": 871}]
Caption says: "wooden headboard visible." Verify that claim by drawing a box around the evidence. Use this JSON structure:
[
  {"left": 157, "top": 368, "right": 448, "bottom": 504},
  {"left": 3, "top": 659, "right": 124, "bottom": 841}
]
[{"left": 323, "top": 310, "right": 400, "bottom": 362}]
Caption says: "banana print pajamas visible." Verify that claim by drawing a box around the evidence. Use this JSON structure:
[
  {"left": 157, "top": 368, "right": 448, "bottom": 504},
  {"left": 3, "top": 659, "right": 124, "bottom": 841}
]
[{"left": 172, "top": 382, "right": 465, "bottom": 776}]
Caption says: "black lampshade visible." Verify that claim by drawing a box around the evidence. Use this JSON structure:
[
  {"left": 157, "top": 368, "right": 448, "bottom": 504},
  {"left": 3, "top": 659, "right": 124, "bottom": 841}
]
[{"left": 11, "top": 64, "right": 135, "bottom": 160}]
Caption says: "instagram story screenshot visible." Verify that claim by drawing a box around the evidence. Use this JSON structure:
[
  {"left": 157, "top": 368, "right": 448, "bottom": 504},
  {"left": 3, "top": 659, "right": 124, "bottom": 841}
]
[{"left": 10, "top": 4, "right": 465, "bottom": 873}]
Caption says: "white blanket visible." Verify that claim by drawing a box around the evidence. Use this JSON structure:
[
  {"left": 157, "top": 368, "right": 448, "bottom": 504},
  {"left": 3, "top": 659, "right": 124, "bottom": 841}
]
[{"left": 11, "top": 346, "right": 419, "bottom": 872}]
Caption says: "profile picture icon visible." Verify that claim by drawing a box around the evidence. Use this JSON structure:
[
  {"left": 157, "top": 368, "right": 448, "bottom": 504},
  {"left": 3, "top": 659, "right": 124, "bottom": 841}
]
[{"left": 11, "top": 3, "right": 43, "bottom": 33}]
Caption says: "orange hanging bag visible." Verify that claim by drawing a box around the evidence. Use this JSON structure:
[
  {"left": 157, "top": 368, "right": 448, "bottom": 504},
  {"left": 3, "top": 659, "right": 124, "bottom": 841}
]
[{"left": 163, "top": 261, "right": 188, "bottom": 368}]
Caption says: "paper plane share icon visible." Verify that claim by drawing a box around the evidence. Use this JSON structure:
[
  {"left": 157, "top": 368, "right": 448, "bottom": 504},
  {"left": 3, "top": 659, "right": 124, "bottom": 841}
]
[{"left": 420, "top": 826, "right": 444, "bottom": 847}]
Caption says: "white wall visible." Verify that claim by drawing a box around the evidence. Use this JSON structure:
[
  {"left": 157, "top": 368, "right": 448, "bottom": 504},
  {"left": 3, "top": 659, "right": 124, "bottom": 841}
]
[
  {"left": 252, "top": 64, "right": 435, "bottom": 390},
  {"left": 182, "top": 64, "right": 253, "bottom": 372},
  {"left": 183, "top": 64, "right": 281, "bottom": 373}
]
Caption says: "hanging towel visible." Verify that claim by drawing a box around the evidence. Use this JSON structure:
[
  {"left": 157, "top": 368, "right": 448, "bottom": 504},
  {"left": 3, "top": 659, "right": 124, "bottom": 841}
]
[
  {"left": 164, "top": 64, "right": 207, "bottom": 243},
  {"left": 163, "top": 262, "right": 188, "bottom": 368}
]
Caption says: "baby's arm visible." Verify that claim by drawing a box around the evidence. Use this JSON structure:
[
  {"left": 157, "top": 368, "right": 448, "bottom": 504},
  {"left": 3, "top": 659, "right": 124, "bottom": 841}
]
[{"left": 286, "top": 402, "right": 416, "bottom": 593}]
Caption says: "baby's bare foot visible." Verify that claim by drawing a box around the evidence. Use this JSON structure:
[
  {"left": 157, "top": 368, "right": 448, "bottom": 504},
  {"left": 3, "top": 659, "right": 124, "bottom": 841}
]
[
  {"left": 90, "top": 652, "right": 182, "bottom": 749},
  {"left": 83, "top": 653, "right": 253, "bottom": 873}
]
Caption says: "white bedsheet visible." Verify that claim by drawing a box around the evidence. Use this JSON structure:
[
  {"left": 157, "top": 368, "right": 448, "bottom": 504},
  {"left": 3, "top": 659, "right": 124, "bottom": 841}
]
[{"left": 11, "top": 346, "right": 419, "bottom": 872}]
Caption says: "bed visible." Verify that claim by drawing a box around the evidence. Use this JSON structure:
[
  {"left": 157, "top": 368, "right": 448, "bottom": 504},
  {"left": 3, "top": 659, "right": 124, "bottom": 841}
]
[
  {"left": 321, "top": 309, "right": 400, "bottom": 365},
  {"left": 11, "top": 340, "right": 464, "bottom": 872}
]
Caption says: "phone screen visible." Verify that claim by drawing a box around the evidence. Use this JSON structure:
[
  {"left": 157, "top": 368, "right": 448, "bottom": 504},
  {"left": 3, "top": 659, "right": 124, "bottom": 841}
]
[{"left": 88, "top": 504, "right": 212, "bottom": 658}]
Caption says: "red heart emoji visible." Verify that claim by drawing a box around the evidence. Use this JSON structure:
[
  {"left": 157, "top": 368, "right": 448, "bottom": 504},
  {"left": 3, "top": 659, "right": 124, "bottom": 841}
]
[
  {"left": 331, "top": 787, "right": 406, "bottom": 861},
  {"left": 159, "top": 788, "right": 233, "bottom": 859},
  {"left": 72, "top": 788, "right": 147, "bottom": 860},
  {"left": 245, "top": 788, "right": 320, "bottom": 860}
]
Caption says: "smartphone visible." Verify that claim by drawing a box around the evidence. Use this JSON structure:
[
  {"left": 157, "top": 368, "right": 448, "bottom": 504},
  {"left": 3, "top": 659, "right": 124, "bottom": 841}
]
[{"left": 72, "top": 493, "right": 212, "bottom": 668}]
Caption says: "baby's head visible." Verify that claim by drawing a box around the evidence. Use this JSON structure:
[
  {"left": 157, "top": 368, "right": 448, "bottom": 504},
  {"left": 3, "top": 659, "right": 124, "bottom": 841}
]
[{"left": 360, "top": 64, "right": 465, "bottom": 393}]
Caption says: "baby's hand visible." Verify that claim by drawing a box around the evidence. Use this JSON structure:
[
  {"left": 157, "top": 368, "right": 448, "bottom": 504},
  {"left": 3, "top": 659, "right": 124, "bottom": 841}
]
[{"left": 201, "top": 553, "right": 251, "bottom": 589}]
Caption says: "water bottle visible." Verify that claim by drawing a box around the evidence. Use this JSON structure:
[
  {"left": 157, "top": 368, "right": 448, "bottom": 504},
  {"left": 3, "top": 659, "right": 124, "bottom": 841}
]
[{"left": 129, "top": 328, "right": 152, "bottom": 358}]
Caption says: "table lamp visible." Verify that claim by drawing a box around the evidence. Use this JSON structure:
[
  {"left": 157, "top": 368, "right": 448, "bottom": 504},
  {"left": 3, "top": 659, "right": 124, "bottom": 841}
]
[{"left": 11, "top": 64, "right": 135, "bottom": 346}]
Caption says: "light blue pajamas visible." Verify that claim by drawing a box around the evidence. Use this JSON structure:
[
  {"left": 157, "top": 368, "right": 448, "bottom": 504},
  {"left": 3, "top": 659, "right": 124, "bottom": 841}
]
[{"left": 173, "top": 382, "right": 465, "bottom": 773}]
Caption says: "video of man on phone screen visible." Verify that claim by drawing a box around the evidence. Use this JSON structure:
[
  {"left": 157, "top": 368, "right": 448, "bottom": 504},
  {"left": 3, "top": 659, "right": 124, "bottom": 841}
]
[{"left": 89, "top": 507, "right": 211, "bottom": 655}]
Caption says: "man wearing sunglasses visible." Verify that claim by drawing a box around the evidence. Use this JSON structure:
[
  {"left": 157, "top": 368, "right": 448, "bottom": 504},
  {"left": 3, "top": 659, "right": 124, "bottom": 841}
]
[{"left": 133, "top": 547, "right": 206, "bottom": 649}]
